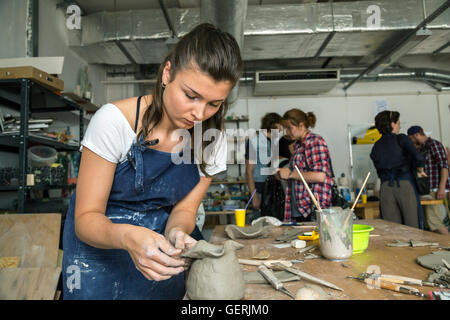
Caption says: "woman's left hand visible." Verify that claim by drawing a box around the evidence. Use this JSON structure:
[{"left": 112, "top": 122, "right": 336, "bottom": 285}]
[
  {"left": 167, "top": 228, "right": 197, "bottom": 270},
  {"left": 277, "top": 168, "right": 292, "bottom": 180}
]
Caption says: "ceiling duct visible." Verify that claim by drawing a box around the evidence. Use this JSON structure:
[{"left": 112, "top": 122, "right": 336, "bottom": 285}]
[
  {"left": 340, "top": 68, "right": 450, "bottom": 84},
  {"left": 254, "top": 69, "right": 340, "bottom": 95},
  {"left": 199, "top": 0, "right": 248, "bottom": 104},
  {"left": 68, "top": 0, "right": 450, "bottom": 66}
]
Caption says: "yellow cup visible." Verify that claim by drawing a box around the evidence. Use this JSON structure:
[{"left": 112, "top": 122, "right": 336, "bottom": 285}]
[
  {"left": 234, "top": 209, "right": 246, "bottom": 227},
  {"left": 361, "top": 194, "right": 367, "bottom": 204}
]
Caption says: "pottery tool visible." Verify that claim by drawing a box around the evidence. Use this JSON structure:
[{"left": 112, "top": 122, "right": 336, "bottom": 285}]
[
  {"left": 341, "top": 172, "right": 371, "bottom": 231},
  {"left": 274, "top": 262, "right": 344, "bottom": 291},
  {"left": 293, "top": 165, "right": 336, "bottom": 239},
  {"left": 239, "top": 259, "right": 293, "bottom": 268},
  {"left": 297, "top": 245, "right": 317, "bottom": 254},
  {"left": 293, "top": 166, "right": 332, "bottom": 230},
  {"left": 359, "top": 273, "right": 443, "bottom": 288},
  {"left": 351, "top": 172, "right": 371, "bottom": 211},
  {"left": 347, "top": 276, "right": 429, "bottom": 298},
  {"left": 258, "top": 265, "right": 295, "bottom": 299},
  {"left": 294, "top": 166, "right": 322, "bottom": 212},
  {"left": 244, "top": 189, "right": 257, "bottom": 211}
]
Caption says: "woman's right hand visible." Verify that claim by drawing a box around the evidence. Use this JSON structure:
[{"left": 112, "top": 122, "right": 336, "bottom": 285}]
[
  {"left": 417, "top": 168, "right": 427, "bottom": 178},
  {"left": 121, "top": 226, "right": 185, "bottom": 282}
]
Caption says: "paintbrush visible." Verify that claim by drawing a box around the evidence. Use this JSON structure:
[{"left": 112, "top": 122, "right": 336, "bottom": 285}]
[
  {"left": 293, "top": 166, "right": 331, "bottom": 229},
  {"left": 341, "top": 172, "right": 371, "bottom": 231}
]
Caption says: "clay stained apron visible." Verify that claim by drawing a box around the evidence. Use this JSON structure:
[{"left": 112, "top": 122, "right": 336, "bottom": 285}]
[{"left": 62, "top": 136, "right": 200, "bottom": 299}]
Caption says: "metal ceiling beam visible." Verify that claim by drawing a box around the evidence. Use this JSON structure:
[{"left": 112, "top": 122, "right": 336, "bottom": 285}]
[
  {"left": 200, "top": 0, "right": 248, "bottom": 103},
  {"left": 432, "top": 40, "right": 450, "bottom": 54},
  {"left": 314, "top": 31, "right": 335, "bottom": 59},
  {"left": 159, "top": 0, "right": 177, "bottom": 38},
  {"left": 314, "top": 0, "right": 334, "bottom": 59},
  {"left": 343, "top": 0, "right": 450, "bottom": 91},
  {"left": 114, "top": 40, "right": 145, "bottom": 79}
]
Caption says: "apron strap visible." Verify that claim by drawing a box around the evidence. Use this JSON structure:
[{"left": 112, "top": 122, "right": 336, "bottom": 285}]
[
  {"left": 130, "top": 143, "right": 145, "bottom": 193},
  {"left": 134, "top": 96, "right": 142, "bottom": 133}
]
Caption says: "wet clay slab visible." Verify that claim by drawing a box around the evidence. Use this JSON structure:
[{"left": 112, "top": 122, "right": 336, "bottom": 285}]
[
  {"left": 225, "top": 220, "right": 273, "bottom": 240},
  {"left": 416, "top": 251, "right": 450, "bottom": 270}
]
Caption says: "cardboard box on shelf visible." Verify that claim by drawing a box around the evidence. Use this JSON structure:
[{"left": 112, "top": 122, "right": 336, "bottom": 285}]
[{"left": 0, "top": 66, "right": 64, "bottom": 92}]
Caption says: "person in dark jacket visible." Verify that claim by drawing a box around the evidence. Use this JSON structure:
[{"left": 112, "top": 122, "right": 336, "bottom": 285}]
[{"left": 370, "top": 110, "right": 426, "bottom": 228}]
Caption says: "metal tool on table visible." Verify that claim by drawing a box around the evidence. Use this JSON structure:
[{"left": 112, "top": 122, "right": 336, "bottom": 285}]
[
  {"left": 347, "top": 275, "right": 429, "bottom": 298},
  {"left": 258, "top": 265, "right": 295, "bottom": 299},
  {"left": 274, "top": 262, "right": 344, "bottom": 291},
  {"left": 359, "top": 272, "right": 444, "bottom": 288},
  {"left": 297, "top": 245, "right": 317, "bottom": 254}
]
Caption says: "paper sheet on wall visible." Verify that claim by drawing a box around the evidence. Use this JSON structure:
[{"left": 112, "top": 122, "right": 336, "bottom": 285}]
[{"left": 374, "top": 99, "right": 388, "bottom": 116}]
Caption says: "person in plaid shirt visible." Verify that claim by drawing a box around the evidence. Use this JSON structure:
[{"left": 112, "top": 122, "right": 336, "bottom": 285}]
[
  {"left": 277, "top": 109, "right": 333, "bottom": 222},
  {"left": 408, "top": 125, "right": 450, "bottom": 235}
]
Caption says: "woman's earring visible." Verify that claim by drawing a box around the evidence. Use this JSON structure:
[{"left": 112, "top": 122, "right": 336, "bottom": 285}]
[{"left": 162, "top": 82, "right": 166, "bottom": 89}]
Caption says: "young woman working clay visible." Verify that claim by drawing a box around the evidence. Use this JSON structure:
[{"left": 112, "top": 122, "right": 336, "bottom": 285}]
[
  {"left": 277, "top": 109, "right": 333, "bottom": 222},
  {"left": 62, "top": 23, "right": 243, "bottom": 299}
]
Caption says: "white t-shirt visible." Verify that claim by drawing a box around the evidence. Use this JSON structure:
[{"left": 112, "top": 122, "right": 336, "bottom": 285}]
[{"left": 80, "top": 103, "right": 227, "bottom": 176}]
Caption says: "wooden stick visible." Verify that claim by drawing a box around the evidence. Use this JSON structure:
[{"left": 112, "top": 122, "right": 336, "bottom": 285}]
[
  {"left": 351, "top": 172, "right": 371, "bottom": 211},
  {"left": 342, "top": 172, "right": 371, "bottom": 232},
  {"left": 293, "top": 166, "right": 332, "bottom": 230},
  {"left": 293, "top": 166, "right": 322, "bottom": 212}
]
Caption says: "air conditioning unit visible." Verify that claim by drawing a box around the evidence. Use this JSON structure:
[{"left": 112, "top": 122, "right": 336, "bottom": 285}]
[{"left": 254, "top": 69, "right": 340, "bottom": 96}]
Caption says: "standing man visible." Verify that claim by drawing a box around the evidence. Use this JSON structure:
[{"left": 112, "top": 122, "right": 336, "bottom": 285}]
[{"left": 408, "top": 126, "right": 450, "bottom": 235}]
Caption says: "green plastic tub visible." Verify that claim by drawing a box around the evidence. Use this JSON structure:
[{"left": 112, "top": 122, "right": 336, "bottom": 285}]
[{"left": 353, "top": 224, "right": 374, "bottom": 254}]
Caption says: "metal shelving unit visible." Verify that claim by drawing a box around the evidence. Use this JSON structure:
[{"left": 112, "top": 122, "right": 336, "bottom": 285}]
[
  {"left": 0, "top": 78, "right": 84, "bottom": 213},
  {"left": 204, "top": 119, "right": 252, "bottom": 218}
]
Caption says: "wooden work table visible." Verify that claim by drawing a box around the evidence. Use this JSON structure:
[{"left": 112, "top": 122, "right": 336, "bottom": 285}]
[{"left": 209, "top": 219, "right": 450, "bottom": 300}]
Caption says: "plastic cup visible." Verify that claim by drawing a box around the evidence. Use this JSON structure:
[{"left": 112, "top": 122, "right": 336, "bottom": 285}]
[
  {"left": 234, "top": 209, "right": 246, "bottom": 227},
  {"left": 361, "top": 194, "right": 367, "bottom": 204}
]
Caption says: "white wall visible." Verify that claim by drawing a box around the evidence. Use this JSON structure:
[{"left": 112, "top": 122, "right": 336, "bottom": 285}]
[{"left": 230, "top": 80, "right": 450, "bottom": 187}]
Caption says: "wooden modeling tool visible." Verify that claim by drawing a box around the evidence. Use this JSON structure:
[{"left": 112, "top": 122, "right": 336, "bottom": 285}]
[
  {"left": 293, "top": 166, "right": 332, "bottom": 229},
  {"left": 341, "top": 172, "right": 371, "bottom": 231}
]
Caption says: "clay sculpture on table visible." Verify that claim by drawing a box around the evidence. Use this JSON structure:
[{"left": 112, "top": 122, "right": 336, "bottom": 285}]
[
  {"left": 181, "top": 240, "right": 245, "bottom": 300},
  {"left": 225, "top": 220, "right": 273, "bottom": 240}
]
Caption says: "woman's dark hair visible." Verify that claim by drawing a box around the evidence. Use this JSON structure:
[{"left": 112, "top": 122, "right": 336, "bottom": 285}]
[
  {"left": 279, "top": 136, "right": 295, "bottom": 158},
  {"left": 261, "top": 113, "right": 282, "bottom": 131},
  {"left": 138, "top": 23, "right": 243, "bottom": 176},
  {"left": 282, "top": 109, "right": 316, "bottom": 129},
  {"left": 375, "top": 110, "right": 400, "bottom": 134}
]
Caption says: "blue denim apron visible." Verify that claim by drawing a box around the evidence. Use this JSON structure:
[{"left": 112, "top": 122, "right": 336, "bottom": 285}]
[{"left": 62, "top": 133, "right": 200, "bottom": 299}]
